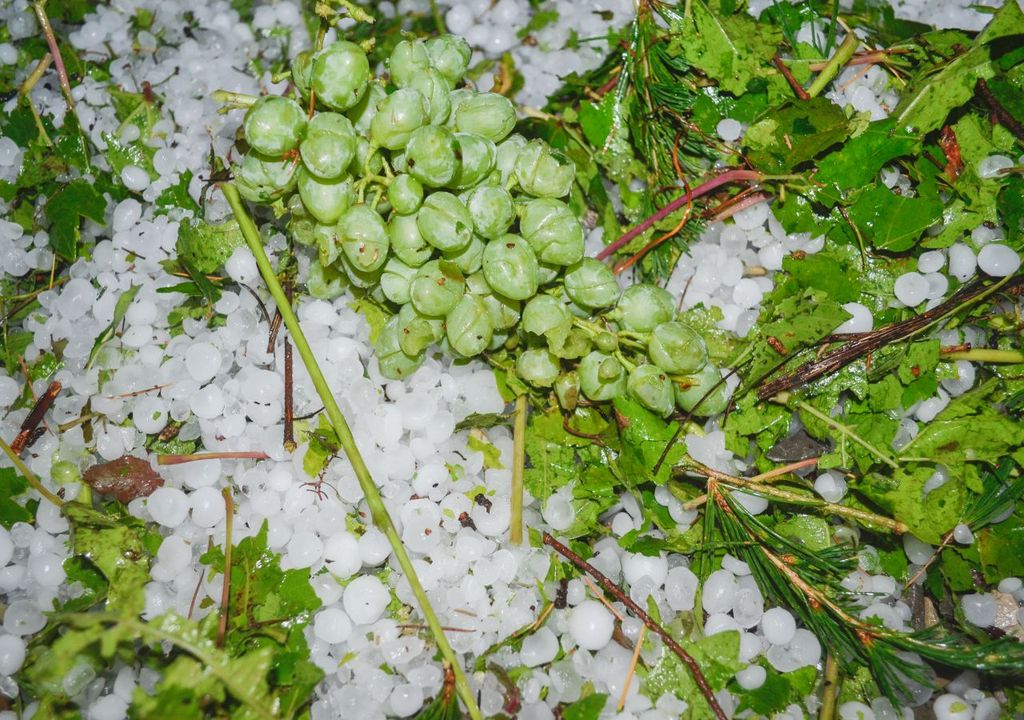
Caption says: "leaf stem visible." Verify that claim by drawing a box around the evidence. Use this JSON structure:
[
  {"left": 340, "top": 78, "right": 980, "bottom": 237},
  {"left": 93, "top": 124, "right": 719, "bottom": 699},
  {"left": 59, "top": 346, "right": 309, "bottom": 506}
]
[
  {"left": 0, "top": 435, "right": 64, "bottom": 508},
  {"left": 819, "top": 652, "right": 840, "bottom": 720},
  {"left": 942, "top": 348, "right": 1024, "bottom": 363},
  {"left": 510, "top": 394, "right": 526, "bottom": 545},
  {"left": 806, "top": 32, "right": 859, "bottom": 99},
  {"left": 32, "top": 1, "right": 76, "bottom": 114},
  {"left": 217, "top": 487, "right": 234, "bottom": 649},
  {"left": 212, "top": 89, "right": 259, "bottom": 108},
  {"left": 221, "top": 183, "right": 482, "bottom": 720},
  {"left": 156, "top": 451, "right": 271, "bottom": 465}
]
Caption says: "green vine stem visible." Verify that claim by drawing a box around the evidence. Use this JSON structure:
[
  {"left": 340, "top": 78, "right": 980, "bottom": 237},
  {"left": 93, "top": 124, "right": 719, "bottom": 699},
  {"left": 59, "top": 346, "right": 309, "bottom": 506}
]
[
  {"left": 943, "top": 348, "right": 1024, "bottom": 363},
  {"left": 510, "top": 394, "right": 527, "bottom": 545},
  {"left": 221, "top": 183, "right": 482, "bottom": 720},
  {"left": 806, "top": 32, "right": 859, "bottom": 99},
  {"left": 0, "top": 435, "right": 64, "bottom": 508}
]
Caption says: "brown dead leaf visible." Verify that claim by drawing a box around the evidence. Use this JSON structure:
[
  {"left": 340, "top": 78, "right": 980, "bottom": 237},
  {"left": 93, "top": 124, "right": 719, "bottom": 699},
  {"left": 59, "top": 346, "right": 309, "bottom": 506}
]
[{"left": 83, "top": 455, "right": 163, "bottom": 503}]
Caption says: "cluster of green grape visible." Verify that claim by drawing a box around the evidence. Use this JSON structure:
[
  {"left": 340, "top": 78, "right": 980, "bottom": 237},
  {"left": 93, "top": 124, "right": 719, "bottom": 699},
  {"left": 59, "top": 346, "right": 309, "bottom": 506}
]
[{"left": 233, "top": 34, "right": 729, "bottom": 417}]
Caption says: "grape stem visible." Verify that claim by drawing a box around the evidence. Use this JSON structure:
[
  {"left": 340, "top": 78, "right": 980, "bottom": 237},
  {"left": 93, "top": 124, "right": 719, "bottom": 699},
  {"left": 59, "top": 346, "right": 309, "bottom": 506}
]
[
  {"left": 0, "top": 435, "right": 64, "bottom": 508},
  {"left": 594, "top": 169, "right": 763, "bottom": 261},
  {"left": 221, "top": 182, "right": 483, "bottom": 720},
  {"left": 212, "top": 90, "right": 259, "bottom": 108},
  {"left": 510, "top": 395, "right": 527, "bottom": 545}
]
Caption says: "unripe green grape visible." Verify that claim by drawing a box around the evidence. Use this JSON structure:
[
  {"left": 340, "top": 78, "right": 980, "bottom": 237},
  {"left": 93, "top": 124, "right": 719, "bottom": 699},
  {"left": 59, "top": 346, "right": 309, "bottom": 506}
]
[
  {"left": 496, "top": 134, "right": 527, "bottom": 185},
  {"left": 408, "top": 68, "right": 452, "bottom": 125},
  {"left": 514, "top": 139, "right": 575, "bottom": 198},
  {"left": 482, "top": 234, "right": 539, "bottom": 301},
  {"left": 615, "top": 283, "right": 675, "bottom": 333},
  {"left": 675, "top": 364, "right": 730, "bottom": 416},
  {"left": 338, "top": 253, "right": 384, "bottom": 289},
  {"left": 377, "top": 316, "right": 425, "bottom": 380},
  {"left": 347, "top": 82, "right": 386, "bottom": 135},
  {"left": 455, "top": 92, "right": 516, "bottom": 143},
  {"left": 307, "top": 260, "right": 347, "bottom": 299},
  {"left": 287, "top": 196, "right": 317, "bottom": 247},
  {"left": 417, "top": 192, "right": 474, "bottom": 253},
  {"left": 388, "top": 213, "right": 432, "bottom": 267},
  {"left": 578, "top": 351, "right": 627, "bottom": 401},
  {"left": 312, "top": 41, "right": 370, "bottom": 111},
  {"left": 391, "top": 151, "right": 407, "bottom": 173},
  {"left": 550, "top": 327, "right": 591, "bottom": 359},
  {"left": 489, "top": 332, "right": 509, "bottom": 352},
  {"left": 627, "top": 365, "right": 675, "bottom": 417},
  {"left": 481, "top": 292, "right": 520, "bottom": 330},
  {"left": 380, "top": 257, "right": 417, "bottom": 305},
  {"left": 51, "top": 459, "right": 81, "bottom": 485},
  {"left": 563, "top": 258, "right": 619, "bottom": 310},
  {"left": 354, "top": 137, "right": 383, "bottom": 175},
  {"left": 519, "top": 198, "right": 584, "bottom": 266},
  {"left": 443, "top": 233, "right": 485, "bottom": 274},
  {"left": 426, "top": 34, "right": 471, "bottom": 87},
  {"left": 594, "top": 331, "right": 617, "bottom": 353},
  {"left": 537, "top": 262, "right": 560, "bottom": 286},
  {"left": 243, "top": 95, "right": 307, "bottom": 157},
  {"left": 297, "top": 167, "right": 353, "bottom": 225},
  {"left": 291, "top": 50, "right": 314, "bottom": 100},
  {"left": 409, "top": 259, "right": 466, "bottom": 317},
  {"left": 396, "top": 302, "right": 444, "bottom": 356},
  {"left": 522, "top": 294, "right": 571, "bottom": 339},
  {"left": 516, "top": 349, "right": 561, "bottom": 387},
  {"left": 555, "top": 371, "right": 580, "bottom": 410},
  {"left": 300, "top": 112, "right": 356, "bottom": 179},
  {"left": 313, "top": 222, "right": 341, "bottom": 267},
  {"left": 447, "top": 89, "right": 474, "bottom": 127},
  {"left": 464, "top": 271, "right": 489, "bottom": 295},
  {"left": 388, "top": 174, "right": 424, "bottom": 215},
  {"left": 338, "top": 205, "right": 390, "bottom": 273},
  {"left": 450, "top": 132, "right": 496, "bottom": 189},
  {"left": 648, "top": 321, "right": 707, "bottom": 374},
  {"left": 234, "top": 152, "right": 298, "bottom": 203},
  {"left": 405, "top": 125, "right": 458, "bottom": 188},
  {"left": 446, "top": 294, "right": 494, "bottom": 357},
  {"left": 466, "top": 185, "right": 514, "bottom": 240},
  {"left": 370, "top": 88, "right": 429, "bottom": 150},
  {"left": 388, "top": 39, "right": 431, "bottom": 88}
]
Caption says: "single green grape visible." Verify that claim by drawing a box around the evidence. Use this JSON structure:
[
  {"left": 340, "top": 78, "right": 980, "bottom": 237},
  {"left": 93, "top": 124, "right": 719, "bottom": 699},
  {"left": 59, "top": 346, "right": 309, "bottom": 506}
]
[
  {"left": 549, "top": 327, "right": 591, "bottom": 359},
  {"left": 519, "top": 198, "right": 585, "bottom": 266},
  {"left": 234, "top": 152, "right": 298, "bottom": 203},
  {"left": 516, "top": 349, "right": 561, "bottom": 387},
  {"left": 405, "top": 125, "right": 458, "bottom": 188},
  {"left": 338, "top": 253, "right": 384, "bottom": 289},
  {"left": 426, "top": 34, "right": 471, "bottom": 87},
  {"left": 306, "top": 260, "right": 347, "bottom": 300},
  {"left": 409, "top": 259, "right": 466, "bottom": 317},
  {"left": 347, "top": 82, "right": 386, "bottom": 135},
  {"left": 674, "top": 364, "right": 730, "bottom": 416},
  {"left": 648, "top": 321, "right": 707, "bottom": 374},
  {"left": 417, "top": 192, "right": 474, "bottom": 253},
  {"left": 594, "top": 331, "right": 617, "bottom": 353},
  {"left": 454, "top": 92, "right": 516, "bottom": 143},
  {"left": 488, "top": 332, "right": 510, "bottom": 352},
  {"left": 408, "top": 68, "right": 452, "bottom": 126},
  {"left": 312, "top": 41, "right": 370, "bottom": 111},
  {"left": 370, "top": 88, "right": 429, "bottom": 150},
  {"left": 514, "top": 139, "right": 575, "bottom": 198},
  {"left": 627, "top": 365, "right": 675, "bottom": 417},
  {"left": 377, "top": 315, "right": 425, "bottom": 380},
  {"left": 495, "top": 134, "right": 527, "bottom": 185},
  {"left": 297, "top": 167, "right": 353, "bottom": 225},
  {"left": 481, "top": 291, "right": 520, "bottom": 331},
  {"left": 243, "top": 95, "right": 307, "bottom": 157},
  {"left": 388, "top": 174, "right": 424, "bottom": 215},
  {"left": 443, "top": 233, "right": 485, "bottom": 275},
  {"left": 312, "top": 222, "right": 341, "bottom": 267},
  {"left": 300, "top": 112, "right": 356, "bottom": 179},
  {"left": 338, "top": 205, "right": 390, "bottom": 273},
  {"left": 354, "top": 136, "right": 383, "bottom": 175},
  {"left": 578, "top": 351, "right": 627, "bottom": 401},
  {"left": 537, "top": 262, "right": 560, "bottom": 286},
  {"left": 291, "top": 51, "right": 314, "bottom": 100},
  {"left": 614, "top": 284, "right": 675, "bottom": 333},
  {"left": 397, "top": 303, "right": 444, "bottom": 356},
  {"left": 450, "top": 132, "right": 496, "bottom": 189},
  {"left": 555, "top": 371, "right": 580, "bottom": 410},
  {"left": 388, "top": 39, "right": 431, "bottom": 88},
  {"left": 466, "top": 185, "right": 515, "bottom": 240},
  {"left": 482, "top": 234, "right": 540, "bottom": 301},
  {"left": 388, "top": 212, "right": 433, "bottom": 267},
  {"left": 447, "top": 89, "right": 475, "bottom": 127},
  {"left": 380, "top": 257, "right": 417, "bottom": 305},
  {"left": 50, "top": 459, "right": 81, "bottom": 485},
  {"left": 446, "top": 294, "right": 494, "bottom": 357},
  {"left": 563, "top": 258, "right": 619, "bottom": 310},
  {"left": 521, "top": 294, "right": 571, "bottom": 338}
]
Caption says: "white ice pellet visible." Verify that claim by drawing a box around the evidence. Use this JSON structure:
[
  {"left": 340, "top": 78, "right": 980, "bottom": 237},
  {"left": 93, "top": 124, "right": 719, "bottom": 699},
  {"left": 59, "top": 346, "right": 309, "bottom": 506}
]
[
  {"left": 940, "top": 360, "right": 975, "bottom": 398},
  {"left": 0, "top": 376, "right": 19, "bottom": 408},
  {"left": 568, "top": 600, "right": 614, "bottom": 651},
  {"left": 3, "top": 600, "right": 46, "bottom": 636},
  {"left": 915, "top": 389, "right": 949, "bottom": 423},
  {"left": 445, "top": 5, "right": 474, "bottom": 34},
  {"left": 121, "top": 165, "right": 150, "bottom": 192},
  {"left": 998, "top": 577, "right": 1022, "bottom": 594},
  {"left": 953, "top": 523, "right": 974, "bottom": 545},
  {"left": 343, "top": 575, "right": 390, "bottom": 625},
  {"left": 147, "top": 487, "right": 189, "bottom": 528},
  {"left": 0, "top": 528, "right": 12, "bottom": 567},
  {"left": 933, "top": 694, "right": 973, "bottom": 720},
  {"left": 734, "top": 203, "right": 769, "bottom": 230},
  {"left": 918, "top": 250, "right": 945, "bottom": 274},
  {"left": 977, "top": 155, "right": 1013, "bottom": 179},
  {"left": 29, "top": 552, "right": 67, "bottom": 587},
  {"left": 716, "top": 118, "right": 743, "bottom": 142},
  {"left": 314, "top": 607, "right": 353, "bottom": 644},
  {"left": 324, "top": 532, "right": 362, "bottom": 578},
  {"left": 761, "top": 607, "right": 796, "bottom": 645},
  {"left": 389, "top": 684, "right": 424, "bottom": 718},
  {"left": 835, "top": 303, "right": 873, "bottom": 334},
  {"left": 190, "top": 486, "right": 225, "bottom": 527},
  {"left": 133, "top": 396, "right": 168, "bottom": 434},
  {"left": 948, "top": 243, "right": 977, "bottom": 282},
  {"left": 112, "top": 199, "right": 142, "bottom": 231},
  {"left": 735, "top": 664, "right": 766, "bottom": 690},
  {"left": 839, "top": 702, "right": 876, "bottom": 720},
  {"left": 893, "top": 272, "right": 929, "bottom": 307},
  {"left": 88, "top": 695, "right": 128, "bottom": 720},
  {"left": 521, "top": 627, "right": 559, "bottom": 667},
  {"left": 225, "top": 246, "right": 259, "bottom": 284},
  {"left": 541, "top": 492, "right": 575, "bottom": 531},
  {"left": 189, "top": 385, "right": 224, "bottom": 419},
  {"left": 664, "top": 565, "right": 699, "bottom": 612},
  {"left": 814, "top": 471, "right": 847, "bottom": 503},
  {"left": 903, "top": 534, "right": 933, "bottom": 565},
  {"left": 977, "top": 244, "right": 1021, "bottom": 277},
  {"left": 185, "top": 342, "right": 222, "bottom": 383},
  {"left": 0, "top": 634, "right": 26, "bottom": 675},
  {"left": 621, "top": 552, "right": 668, "bottom": 588},
  {"left": 961, "top": 593, "right": 997, "bottom": 627},
  {"left": 701, "top": 569, "right": 737, "bottom": 614}
]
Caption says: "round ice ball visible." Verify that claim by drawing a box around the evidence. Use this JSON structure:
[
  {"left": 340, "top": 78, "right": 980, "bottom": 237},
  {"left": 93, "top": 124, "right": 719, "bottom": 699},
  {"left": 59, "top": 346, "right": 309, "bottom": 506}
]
[
  {"left": 313, "top": 607, "right": 353, "bottom": 644},
  {"left": 977, "top": 244, "right": 1020, "bottom": 277},
  {"left": 389, "top": 683, "right": 425, "bottom": 718},
  {"left": 894, "top": 272, "right": 929, "bottom": 307},
  {"left": 226, "top": 246, "right": 259, "bottom": 284},
  {"left": 701, "top": 569, "right": 737, "bottom": 614},
  {"left": 664, "top": 565, "right": 699, "bottom": 612},
  {"left": 343, "top": 574, "right": 390, "bottom": 625},
  {"left": 568, "top": 600, "right": 614, "bottom": 651},
  {"left": 147, "top": 487, "right": 189, "bottom": 528},
  {"left": 761, "top": 607, "right": 796, "bottom": 645},
  {"left": 933, "top": 694, "right": 972, "bottom": 720},
  {"left": 835, "top": 303, "right": 873, "bottom": 334},
  {"left": 0, "top": 634, "right": 26, "bottom": 675},
  {"left": 961, "top": 593, "right": 996, "bottom": 627},
  {"left": 621, "top": 552, "right": 668, "bottom": 588}
]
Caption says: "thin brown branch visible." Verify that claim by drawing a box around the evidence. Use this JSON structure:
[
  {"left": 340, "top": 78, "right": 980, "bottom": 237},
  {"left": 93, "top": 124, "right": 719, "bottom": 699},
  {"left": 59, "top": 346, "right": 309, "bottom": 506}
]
[
  {"left": 543, "top": 533, "right": 728, "bottom": 720},
  {"left": 156, "top": 451, "right": 270, "bottom": 465},
  {"left": 31, "top": 1, "right": 76, "bottom": 114},
  {"left": 977, "top": 78, "right": 1024, "bottom": 143},
  {"left": 773, "top": 54, "right": 810, "bottom": 100},
  {"left": 756, "top": 275, "right": 1024, "bottom": 400}
]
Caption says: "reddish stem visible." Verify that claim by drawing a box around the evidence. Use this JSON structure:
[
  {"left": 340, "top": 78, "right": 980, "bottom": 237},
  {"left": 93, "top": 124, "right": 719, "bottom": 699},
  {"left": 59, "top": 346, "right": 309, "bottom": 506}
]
[
  {"left": 156, "top": 451, "right": 270, "bottom": 465},
  {"left": 595, "top": 169, "right": 762, "bottom": 261},
  {"left": 709, "top": 191, "right": 771, "bottom": 224}
]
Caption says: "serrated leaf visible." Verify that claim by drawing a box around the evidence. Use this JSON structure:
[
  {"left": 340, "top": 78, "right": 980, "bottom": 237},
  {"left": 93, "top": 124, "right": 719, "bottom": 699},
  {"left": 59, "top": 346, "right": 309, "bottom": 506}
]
[
  {"left": 155, "top": 168, "right": 201, "bottom": 215},
  {"left": 44, "top": 179, "right": 107, "bottom": 261},
  {"left": 102, "top": 131, "right": 157, "bottom": 180},
  {"left": 846, "top": 183, "right": 943, "bottom": 252},
  {"left": 743, "top": 98, "right": 850, "bottom": 174},
  {"left": 0, "top": 467, "right": 33, "bottom": 528},
  {"left": 176, "top": 218, "right": 244, "bottom": 275},
  {"left": 815, "top": 118, "right": 920, "bottom": 190}
]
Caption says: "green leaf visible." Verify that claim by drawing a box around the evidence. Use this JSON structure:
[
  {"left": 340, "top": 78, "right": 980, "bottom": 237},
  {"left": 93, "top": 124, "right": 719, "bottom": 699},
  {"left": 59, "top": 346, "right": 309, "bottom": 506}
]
[
  {"left": 646, "top": 632, "right": 744, "bottom": 719},
  {"left": 735, "top": 664, "right": 817, "bottom": 715},
  {"left": 44, "top": 179, "right": 107, "bottom": 261},
  {"left": 562, "top": 693, "right": 608, "bottom": 720},
  {"left": 578, "top": 94, "right": 615, "bottom": 148},
  {"left": 454, "top": 412, "right": 512, "bottom": 432},
  {"left": 155, "top": 169, "right": 201, "bottom": 216},
  {"left": 781, "top": 252, "right": 859, "bottom": 303},
  {"left": 88, "top": 284, "right": 140, "bottom": 367},
  {"left": 1000, "top": 175, "right": 1024, "bottom": 248},
  {"left": 743, "top": 98, "right": 850, "bottom": 174},
  {"left": 613, "top": 396, "right": 684, "bottom": 485},
  {"left": 0, "top": 467, "right": 33, "bottom": 528},
  {"left": 60, "top": 556, "right": 109, "bottom": 612},
  {"left": 855, "top": 464, "right": 967, "bottom": 543},
  {"left": 349, "top": 295, "right": 391, "bottom": 345},
  {"left": 175, "top": 218, "right": 244, "bottom": 275},
  {"left": 846, "top": 183, "right": 943, "bottom": 252},
  {"left": 774, "top": 515, "right": 832, "bottom": 552},
  {"left": 467, "top": 430, "right": 505, "bottom": 469},
  {"left": 815, "top": 118, "right": 920, "bottom": 190},
  {"left": 102, "top": 131, "right": 157, "bottom": 180}
]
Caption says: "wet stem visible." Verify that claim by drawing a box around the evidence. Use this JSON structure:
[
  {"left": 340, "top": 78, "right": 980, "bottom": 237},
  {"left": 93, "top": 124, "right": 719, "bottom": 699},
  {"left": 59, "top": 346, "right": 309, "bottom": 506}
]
[{"left": 221, "top": 183, "right": 483, "bottom": 720}]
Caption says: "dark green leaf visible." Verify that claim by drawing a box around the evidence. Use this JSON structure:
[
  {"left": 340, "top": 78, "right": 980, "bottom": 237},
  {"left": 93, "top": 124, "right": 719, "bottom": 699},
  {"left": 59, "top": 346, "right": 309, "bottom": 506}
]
[
  {"left": 175, "top": 218, "right": 244, "bottom": 275},
  {"left": 0, "top": 467, "right": 33, "bottom": 528},
  {"left": 846, "top": 183, "right": 943, "bottom": 252},
  {"left": 815, "top": 118, "right": 920, "bottom": 190},
  {"left": 155, "top": 169, "right": 201, "bottom": 216},
  {"left": 44, "top": 179, "right": 107, "bottom": 261},
  {"left": 743, "top": 98, "right": 850, "bottom": 174},
  {"left": 562, "top": 693, "right": 608, "bottom": 720}
]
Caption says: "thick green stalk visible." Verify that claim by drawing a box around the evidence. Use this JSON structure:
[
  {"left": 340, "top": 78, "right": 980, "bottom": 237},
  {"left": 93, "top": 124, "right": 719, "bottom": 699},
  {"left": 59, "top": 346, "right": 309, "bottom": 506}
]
[
  {"left": 510, "top": 395, "right": 526, "bottom": 545},
  {"left": 943, "top": 348, "right": 1024, "bottom": 363},
  {"left": 0, "top": 436, "right": 64, "bottom": 507},
  {"left": 807, "top": 32, "right": 859, "bottom": 99},
  {"left": 221, "top": 183, "right": 482, "bottom": 720}
]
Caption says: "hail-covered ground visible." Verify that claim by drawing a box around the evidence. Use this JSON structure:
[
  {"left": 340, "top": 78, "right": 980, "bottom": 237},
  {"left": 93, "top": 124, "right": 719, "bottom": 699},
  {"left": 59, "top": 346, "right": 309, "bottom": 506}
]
[{"left": 0, "top": 1, "right": 1021, "bottom": 720}]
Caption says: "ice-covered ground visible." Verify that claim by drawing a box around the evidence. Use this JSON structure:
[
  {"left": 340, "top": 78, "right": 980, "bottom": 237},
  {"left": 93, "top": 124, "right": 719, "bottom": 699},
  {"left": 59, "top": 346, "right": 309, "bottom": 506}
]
[{"left": 0, "top": 1, "right": 1019, "bottom": 720}]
